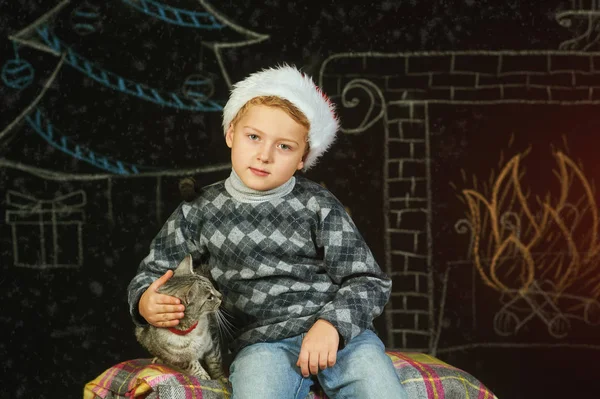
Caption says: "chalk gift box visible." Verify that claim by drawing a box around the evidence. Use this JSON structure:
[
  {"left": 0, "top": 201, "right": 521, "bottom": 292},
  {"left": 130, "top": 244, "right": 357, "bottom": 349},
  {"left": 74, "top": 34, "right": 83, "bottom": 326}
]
[{"left": 6, "top": 190, "right": 86, "bottom": 268}]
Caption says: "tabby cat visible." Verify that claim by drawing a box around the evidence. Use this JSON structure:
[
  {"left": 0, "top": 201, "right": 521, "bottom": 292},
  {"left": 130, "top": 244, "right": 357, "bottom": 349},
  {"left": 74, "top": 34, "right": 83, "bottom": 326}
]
[{"left": 135, "top": 254, "right": 225, "bottom": 380}]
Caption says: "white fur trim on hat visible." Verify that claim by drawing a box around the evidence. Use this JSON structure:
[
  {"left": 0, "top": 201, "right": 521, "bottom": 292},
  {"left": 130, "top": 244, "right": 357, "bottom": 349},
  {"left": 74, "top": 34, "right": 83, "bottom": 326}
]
[{"left": 222, "top": 65, "right": 339, "bottom": 171}]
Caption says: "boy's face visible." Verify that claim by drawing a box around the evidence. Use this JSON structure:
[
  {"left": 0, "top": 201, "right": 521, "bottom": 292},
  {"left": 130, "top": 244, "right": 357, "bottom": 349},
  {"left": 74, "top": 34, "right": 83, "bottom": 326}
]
[{"left": 226, "top": 104, "right": 308, "bottom": 191}]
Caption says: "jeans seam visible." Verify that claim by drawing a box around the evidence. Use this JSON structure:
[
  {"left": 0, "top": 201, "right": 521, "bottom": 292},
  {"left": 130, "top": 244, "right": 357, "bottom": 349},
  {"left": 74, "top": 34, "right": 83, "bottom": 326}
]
[{"left": 294, "top": 376, "right": 310, "bottom": 399}]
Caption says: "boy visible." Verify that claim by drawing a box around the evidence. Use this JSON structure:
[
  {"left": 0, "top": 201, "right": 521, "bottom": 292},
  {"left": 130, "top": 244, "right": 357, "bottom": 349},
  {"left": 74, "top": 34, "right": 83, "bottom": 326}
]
[{"left": 128, "top": 65, "right": 408, "bottom": 398}]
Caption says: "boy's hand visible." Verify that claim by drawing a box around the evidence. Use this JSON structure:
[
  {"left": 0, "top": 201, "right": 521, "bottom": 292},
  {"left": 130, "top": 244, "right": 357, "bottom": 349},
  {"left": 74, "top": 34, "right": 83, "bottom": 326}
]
[
  {"left": 139, "top": 270, "right": 185, "bottom": 327},
  {"left": 296, "top": 319, "right": 339, "bottom": 377}
]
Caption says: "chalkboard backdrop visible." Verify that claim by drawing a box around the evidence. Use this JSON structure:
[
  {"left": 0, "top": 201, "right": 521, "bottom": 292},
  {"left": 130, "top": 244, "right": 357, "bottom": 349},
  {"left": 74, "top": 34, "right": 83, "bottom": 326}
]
[{"left": 1, "top": 1, "right": 598, "bottom": 398}]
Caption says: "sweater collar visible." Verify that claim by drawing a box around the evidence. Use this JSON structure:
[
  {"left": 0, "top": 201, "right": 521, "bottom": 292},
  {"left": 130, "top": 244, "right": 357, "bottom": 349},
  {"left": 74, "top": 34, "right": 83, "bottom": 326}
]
[{"left": 224, "top": 169, "right": 295, "bottom": 204}]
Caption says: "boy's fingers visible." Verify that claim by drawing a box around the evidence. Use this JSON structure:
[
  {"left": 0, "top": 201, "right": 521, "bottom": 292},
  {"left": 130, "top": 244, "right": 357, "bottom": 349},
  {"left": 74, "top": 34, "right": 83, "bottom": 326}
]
[
  {"left": 148, "top": 313, "right": 181, "bottom": 325},
  {"left": 160, "top": 312, "right": 183, "bottom": 322},
  {"left": 319, "top": 352, "right": 329, "bottom": 370},
  {"left": 162, "top": 319, "right": 179, "bottom": 327},
  {"left": 309, "top": 353, "right": 319, "bottom": 375},
  {"left": 156, "top": 304, "right": 184, "bottom": 314},
  {"left": 156, "top": 293, "right": 182, "bottom": 306},
  {"left": 151, "top": 270, "right": 174, "bottom": 291},
  {"left": 297, "top": 350, "right": 310, "bottom": 377},
  {"left": 162, "top": 311, "right": 184, "bottom": 320},
  {"left": 327, "top": 350, "right": 336, "bottom": 367},
  {"left": 153, "top": 318, "right": 180, "bottom": 328}
]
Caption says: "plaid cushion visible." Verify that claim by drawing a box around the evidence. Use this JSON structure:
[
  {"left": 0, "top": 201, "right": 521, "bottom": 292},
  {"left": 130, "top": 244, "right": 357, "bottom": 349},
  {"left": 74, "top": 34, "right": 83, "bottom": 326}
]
[
  {"left": 84, "top": 352, "right": 497, "bottom": 399},
  {"left": 388, "top": 352, "right": 497, "bottom": 399}
]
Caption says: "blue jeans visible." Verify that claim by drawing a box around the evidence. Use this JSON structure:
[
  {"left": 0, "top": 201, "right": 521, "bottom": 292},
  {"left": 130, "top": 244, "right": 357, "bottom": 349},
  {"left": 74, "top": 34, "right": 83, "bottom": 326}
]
[{"left": 229, "top": 329, "right": 408, "bottom": 399}]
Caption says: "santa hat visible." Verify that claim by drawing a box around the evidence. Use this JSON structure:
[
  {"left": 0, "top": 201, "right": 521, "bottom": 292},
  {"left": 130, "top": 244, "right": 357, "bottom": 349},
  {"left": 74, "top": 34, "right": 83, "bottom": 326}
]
[{"left": 222, "top": 65, "right": 339, "bottom": 171}]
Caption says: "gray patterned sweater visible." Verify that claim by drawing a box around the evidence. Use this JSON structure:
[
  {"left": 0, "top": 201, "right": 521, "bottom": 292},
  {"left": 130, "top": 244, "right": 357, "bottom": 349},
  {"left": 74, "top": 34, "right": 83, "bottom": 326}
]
[{"left": 128, "top": 172, "right": 392, "bottom": 354}]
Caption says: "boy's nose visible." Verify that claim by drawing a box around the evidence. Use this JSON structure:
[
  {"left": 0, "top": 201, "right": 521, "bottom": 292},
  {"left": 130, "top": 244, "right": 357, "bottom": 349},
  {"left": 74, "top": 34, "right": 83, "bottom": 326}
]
[{"left": 258, "top": 146, "right": 273, "bottom": 163}]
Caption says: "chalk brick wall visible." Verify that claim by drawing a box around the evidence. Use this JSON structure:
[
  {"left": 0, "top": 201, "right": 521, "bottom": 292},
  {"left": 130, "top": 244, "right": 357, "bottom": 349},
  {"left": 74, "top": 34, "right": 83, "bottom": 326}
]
[{"left": 320, "top": 51, "right": 600, "bottom": 352}]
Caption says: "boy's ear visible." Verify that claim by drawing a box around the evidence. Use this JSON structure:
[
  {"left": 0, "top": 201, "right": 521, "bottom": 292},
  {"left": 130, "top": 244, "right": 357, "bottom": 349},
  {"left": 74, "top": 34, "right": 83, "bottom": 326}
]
[
  {"left": 298, "top": 141, "right": 308, "bottom": 170},
  {"left": 225, "top": 124, "right": 234, "bottom": 148}
]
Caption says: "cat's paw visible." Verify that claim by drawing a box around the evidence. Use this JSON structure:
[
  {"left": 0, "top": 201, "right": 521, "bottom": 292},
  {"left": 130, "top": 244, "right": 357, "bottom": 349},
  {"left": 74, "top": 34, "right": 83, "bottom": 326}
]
[
  {"left": 193, "top": 369, "right": 211, "bottom": 380},
  {"left": 188, "top": 361, "right": 211, "bottom": 380},
  {"left": 217, "top": 376, "right": 230, "bottom": 384}
]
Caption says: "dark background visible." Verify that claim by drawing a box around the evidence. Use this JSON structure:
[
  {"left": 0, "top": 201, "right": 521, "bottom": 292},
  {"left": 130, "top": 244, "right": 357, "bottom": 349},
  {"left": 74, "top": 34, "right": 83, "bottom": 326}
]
[{"left": 1, "top": 1, "right": 598, "bottom": 398}]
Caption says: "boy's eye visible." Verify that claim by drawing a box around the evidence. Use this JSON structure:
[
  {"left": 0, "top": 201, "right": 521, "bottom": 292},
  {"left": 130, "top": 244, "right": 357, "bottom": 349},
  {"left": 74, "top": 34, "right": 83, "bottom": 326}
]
[
  {"left": 279, "top": 144, "right": 292, "bottom": 151},
  {"left": 248, "top": 134, "right": 259, "bottom": 141}
]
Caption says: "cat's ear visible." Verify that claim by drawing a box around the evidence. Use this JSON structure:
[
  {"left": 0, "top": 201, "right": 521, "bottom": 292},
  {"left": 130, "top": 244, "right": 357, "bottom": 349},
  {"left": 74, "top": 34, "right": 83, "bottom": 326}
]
[
  {"left": 173, "top": 254, "right": 194, "bottom": 277},
  {"left": 195, "top": 262, "right": 211, "bottom": 278}
]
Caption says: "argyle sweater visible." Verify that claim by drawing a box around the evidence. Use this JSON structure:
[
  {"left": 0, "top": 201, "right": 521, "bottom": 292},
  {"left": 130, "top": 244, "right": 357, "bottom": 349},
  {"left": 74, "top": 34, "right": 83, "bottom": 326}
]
[{"left": 128, "top": 174, "right": 392, "bottom": 354}]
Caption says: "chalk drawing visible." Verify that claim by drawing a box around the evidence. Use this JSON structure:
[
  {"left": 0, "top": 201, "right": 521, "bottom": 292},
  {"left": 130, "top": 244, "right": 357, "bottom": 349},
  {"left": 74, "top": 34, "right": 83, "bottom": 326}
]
[
  {"left": 25, "top": 107, "right": 150, "bottom": 175},
  {"left": 457, "top": 144, "right": 600, "bottom": 338},
  {"left": 0, "top": 53, "right": 65, "bottom": 145},
  {"left": 557, "top": 1, "right": 600, "bottom": 51},
  {"left": 123, "top": 0, "right": 269, "bottom": 88},
  {"left": 70, "top": 2, "right": 103, "bottom": 35},
  {"left": 319, "top": 49, "right": 600, "bottom": 351},
  {"left": 6, "top": 190, "right": 86, "bottom": 269},
  {"left": 122, "top": 0, "right": 223, "bottom": 29},
  {"left": 8, "top": 0, "right": 223, "bottom": 111}
]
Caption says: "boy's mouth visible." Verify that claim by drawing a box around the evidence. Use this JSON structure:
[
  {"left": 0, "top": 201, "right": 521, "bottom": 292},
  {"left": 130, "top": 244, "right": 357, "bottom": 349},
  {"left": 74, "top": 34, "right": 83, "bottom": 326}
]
[{"left": 249, "top": 167, "right": 270, "bottom": 177}]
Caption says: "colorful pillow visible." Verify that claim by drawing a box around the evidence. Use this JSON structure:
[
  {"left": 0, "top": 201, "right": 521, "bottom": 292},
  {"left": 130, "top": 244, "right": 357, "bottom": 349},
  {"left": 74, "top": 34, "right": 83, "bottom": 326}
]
[{"left": 84, "top": 352, "right": 497, "bottom": 399}]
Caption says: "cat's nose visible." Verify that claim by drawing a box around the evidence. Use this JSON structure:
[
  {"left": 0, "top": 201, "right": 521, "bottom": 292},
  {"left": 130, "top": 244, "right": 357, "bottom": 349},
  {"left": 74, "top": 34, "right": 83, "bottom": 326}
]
[{"left": 214, "top": 291, "right": 222, "bottom": 300}]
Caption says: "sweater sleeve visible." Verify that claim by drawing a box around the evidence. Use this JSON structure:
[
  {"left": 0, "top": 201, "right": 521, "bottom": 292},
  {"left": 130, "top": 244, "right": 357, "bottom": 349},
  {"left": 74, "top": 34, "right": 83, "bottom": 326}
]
[
  {"left": 127, "top": 201, "right": 205, "bottom": 325},
  {"left": 315, "top": 201, "right": 391, "bottom": 346}
]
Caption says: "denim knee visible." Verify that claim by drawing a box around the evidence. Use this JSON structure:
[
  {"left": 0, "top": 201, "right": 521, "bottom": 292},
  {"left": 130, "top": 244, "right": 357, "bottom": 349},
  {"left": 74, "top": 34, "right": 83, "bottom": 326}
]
[
  {"left": 318, "top": 330, "right": 407, "bottom": 399},
  {"left": 229, "top": 336, "right": 314, "bottom": 399}
]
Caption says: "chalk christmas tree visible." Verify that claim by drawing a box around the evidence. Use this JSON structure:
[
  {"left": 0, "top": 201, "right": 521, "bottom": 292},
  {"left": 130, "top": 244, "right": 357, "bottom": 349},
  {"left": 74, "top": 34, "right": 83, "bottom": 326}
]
[{"left": 1, "top": 0, "right": 268, "bottom": 175}]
